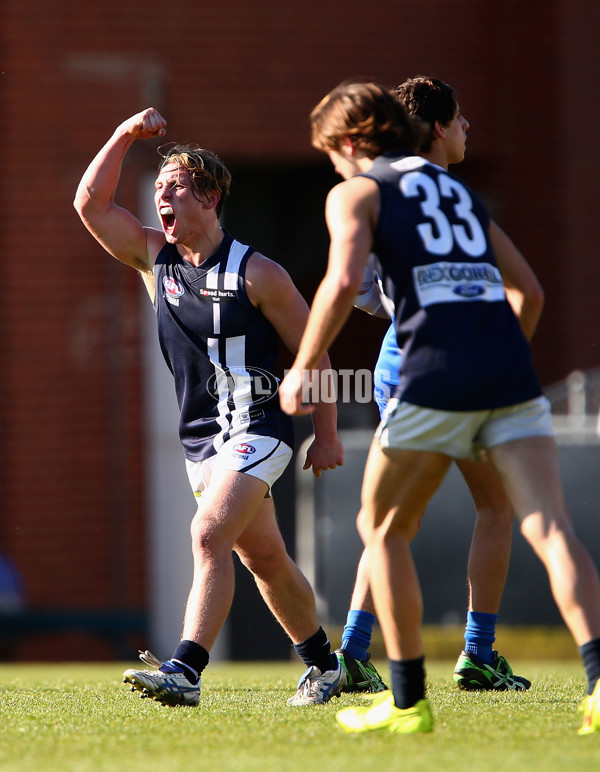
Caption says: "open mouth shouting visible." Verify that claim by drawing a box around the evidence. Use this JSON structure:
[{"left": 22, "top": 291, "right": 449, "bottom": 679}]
[{"left": 160, "top": 204, "right": 176, "bottom": 236}]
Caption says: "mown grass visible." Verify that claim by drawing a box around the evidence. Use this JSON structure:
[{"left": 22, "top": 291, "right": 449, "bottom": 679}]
[{"left": 0, "top": 659, "right": 598, "bottom": 772}]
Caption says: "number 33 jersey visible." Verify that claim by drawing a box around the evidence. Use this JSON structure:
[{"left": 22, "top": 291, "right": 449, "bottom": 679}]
[{"left": 362, "top": 154, "right": 542, "bottom": 411}]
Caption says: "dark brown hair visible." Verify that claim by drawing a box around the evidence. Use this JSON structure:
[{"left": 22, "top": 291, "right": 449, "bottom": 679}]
[
  {"left": 310, "top": 81, "right": 428, "bottom": 158},
  {"left": 395, "top": 76, "right": 458, "bottom": 153}
]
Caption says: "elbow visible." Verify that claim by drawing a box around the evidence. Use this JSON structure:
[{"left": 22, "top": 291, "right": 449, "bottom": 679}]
[
  {"left": 323, "top": 272, "right": 362, "bottom": 305},
  {"left": 338, "top": 281, "right": 363, "bottom": 310},
  {"left": 73, "top": 181, "right": 100, "bottom": 220},
  {"left": 537, "top": 285, "right": 545, "bottom": 310},
  {"left": 73, "top": 186, "right": 89, "bottom": 218},
  {"left": 515, "top": 278, "right": 544, "bottom": 318},
  {"left": 341, "top": 278, "right": 363, "bottom": 301},
  {"left": 529, "top": 284, "right": 545, "bottom": 315},
  {"left": 337, "top": 270, "right": 364, "bottom": 300}
]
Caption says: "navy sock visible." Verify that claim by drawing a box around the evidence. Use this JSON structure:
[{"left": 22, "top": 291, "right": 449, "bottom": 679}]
[
  {"left": 163, "top": 640, "right": 209, "bottom": 684},
  {"left": 294, "top": 627, "right": 337, "bottom": 674},
  {"left": 389, "top": 656, "right": 426, "bottom": 709},
  {"left": 579, "top": 637, "right": 600, "bottom": 694},
  {"left": 341, "top": 609, "right": 375, "bottom": 662},
  {"left": 464, "top": 611, "right": 497, "bottom": 665}
]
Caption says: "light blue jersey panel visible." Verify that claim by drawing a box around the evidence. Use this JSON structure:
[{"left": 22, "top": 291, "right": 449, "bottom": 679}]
[{"left": 374, "top": 323, "right": 402, "bottom": 418}]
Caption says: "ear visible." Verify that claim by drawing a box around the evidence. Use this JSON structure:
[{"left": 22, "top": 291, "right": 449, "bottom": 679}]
[
  {"left": 433, "top": 120, "right": 446, "bottom": 140},
  {"left": 339, "top": 136, "right": 356, "bottom": 156},
  {"left": 203, "top": 192, "right": 221, "bottom": 211}
]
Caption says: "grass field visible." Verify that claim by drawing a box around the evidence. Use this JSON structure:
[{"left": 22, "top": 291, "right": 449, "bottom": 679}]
[{"left": 0, "top": 659, "right": 598, "bottom": 771}]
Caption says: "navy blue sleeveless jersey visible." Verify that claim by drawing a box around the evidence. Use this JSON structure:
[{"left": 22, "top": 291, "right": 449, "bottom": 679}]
[
  {"left": 361, "top": 154, "right": 542, "bottom": 411},
  {"left": 153, "top": 231, "right": 294, "bottom": 461}
]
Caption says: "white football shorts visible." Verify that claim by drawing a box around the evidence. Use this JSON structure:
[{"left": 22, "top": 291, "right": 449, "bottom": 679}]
[
  {"left": 377, "top": 395, "right": 554, "bottom": 460},
  {"left": 185, "top": 434, "right": 293, "bottom": 498}
]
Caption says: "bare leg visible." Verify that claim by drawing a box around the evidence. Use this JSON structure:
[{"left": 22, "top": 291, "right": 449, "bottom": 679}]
[
  {"left": 349, "top": 511, "right": 423, "bottom": 614},
  {"left": 181, "top": 470, "right": 271, "bottom": 650},
  {"left": 348, "top": 549, "right": 375, "bottom": 614},
  {"left": 345, "top": 456, "right": 512, "bottom": 668},
  {"left": 488, "top": 436, "right": 600, "bottom": 645},
  {"left": 349, "top": 458, "right": 512, "bottom": 618},
  {"left": 234, "top": 496, "right": 321, "bottom": 644},
  {"left": 357, "top": 440, "right": 451, "bottom": 661},
  {"left": 456, "top": 458, "right": 514, "bottom": 614}
]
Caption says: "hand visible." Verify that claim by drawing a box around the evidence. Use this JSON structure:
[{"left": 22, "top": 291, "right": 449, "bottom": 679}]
[
  {"left": 119, "top": 108, "right": 167, "bottom": 140},
  {"left": 279, "top": 368, "right": 315, "bottom": 416},
  {"left": 302, "top": 435, "right": 344, "bottom": 478}
]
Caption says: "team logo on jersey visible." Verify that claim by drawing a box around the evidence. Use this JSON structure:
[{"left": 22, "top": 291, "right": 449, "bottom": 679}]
[
  {"left": 233, "top": 443, "right": 256, "bottom": 455},
  {"left": 163, "top": 276, "right": 185, "bottom": 301}
]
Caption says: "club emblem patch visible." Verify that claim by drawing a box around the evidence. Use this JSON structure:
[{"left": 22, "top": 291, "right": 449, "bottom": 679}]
[
  {"left": 233, "top": 443, "right": 256, "bottom": 455},
  {"left": 163, "top": 276, "right": 184, "bottom": 298}
]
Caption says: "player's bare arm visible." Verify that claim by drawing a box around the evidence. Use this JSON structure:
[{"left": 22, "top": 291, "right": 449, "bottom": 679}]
[
  {"left": 489, "top": 220, "right": 544, "bottom": 340},
  {"left": 245, "top": 253, "right": 344, "bottom": 475},
  {"left": 73, "top": 108, "right": 168, "bottom": 282},
  {"left": 279, "top": 177, "right": 377, "bottom": 416}
]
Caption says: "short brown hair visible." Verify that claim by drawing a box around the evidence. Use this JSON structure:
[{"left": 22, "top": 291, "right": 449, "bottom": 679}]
[
  {"left": 395, "top": 76, "right": 458, "bottom": 153},
  {"left": 310, "top": 81, "right": 428, "bottom": 158},
  {"left": 158, "top": 144, "right": 232, "bottom": 217}
]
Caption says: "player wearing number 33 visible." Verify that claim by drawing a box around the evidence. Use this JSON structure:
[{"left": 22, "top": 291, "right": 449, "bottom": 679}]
[{"left": 278, "top": 81, "right": 600, "bottom": 735}]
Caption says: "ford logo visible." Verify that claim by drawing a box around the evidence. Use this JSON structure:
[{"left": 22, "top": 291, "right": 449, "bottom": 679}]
[{"left": 453, "top": 284, "right": 485, "bottom": 298}]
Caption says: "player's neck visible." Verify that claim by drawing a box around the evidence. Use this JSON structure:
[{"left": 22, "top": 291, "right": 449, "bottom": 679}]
[
  {"left": 178, "top": 225, "right": 225, "bottom": 267},
  {"left": 420, "top": 146, "right": 448, "bottom": 171}
]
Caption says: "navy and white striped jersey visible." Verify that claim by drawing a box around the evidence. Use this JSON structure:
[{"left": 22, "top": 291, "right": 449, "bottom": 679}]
[
  {"left": 361, "top": 154, "right": 542, "bottom": 411},
  {"left": 153, "top": 231, "right": 294, "bottom": 462}
]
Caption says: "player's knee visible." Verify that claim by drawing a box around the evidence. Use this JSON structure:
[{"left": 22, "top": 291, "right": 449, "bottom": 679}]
[
  {"left": 190, "top": 511, "right": 232, "bottom": 555},
  {"left": 519, "top": 511, "right": 576, "bottom": 559},
  {"left": 356, "top": 507, "right": 373, "bottom": 544},
  {"left": 236, "top": 543, "right": 288, "bottom": 579}
]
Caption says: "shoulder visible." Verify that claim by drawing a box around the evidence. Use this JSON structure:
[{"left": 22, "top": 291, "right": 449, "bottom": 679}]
[
  {"left": 326, "top": 176, "right": 379, "bottom": 221},
  {"left": 330, "top": 175, "right": 380, "bottom": 200},
  {"left": 245, "top": 251, "right": 291, "bottom": 284},
  {"left": 245, "top": 252, "right": 297, "bottom": 307}
]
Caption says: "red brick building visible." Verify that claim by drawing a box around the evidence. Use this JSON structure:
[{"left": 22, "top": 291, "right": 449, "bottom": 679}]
[{"left": 1, "top": 0, "right": 599, "bottom": 659}]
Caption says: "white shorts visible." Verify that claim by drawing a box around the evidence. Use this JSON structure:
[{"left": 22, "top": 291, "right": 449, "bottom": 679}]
[
  {"left": 376, "top": 395, "right": 554, "bottom": 460},
  {"left": 185, "top": 434, "right": 293, "bottom": 498}
]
